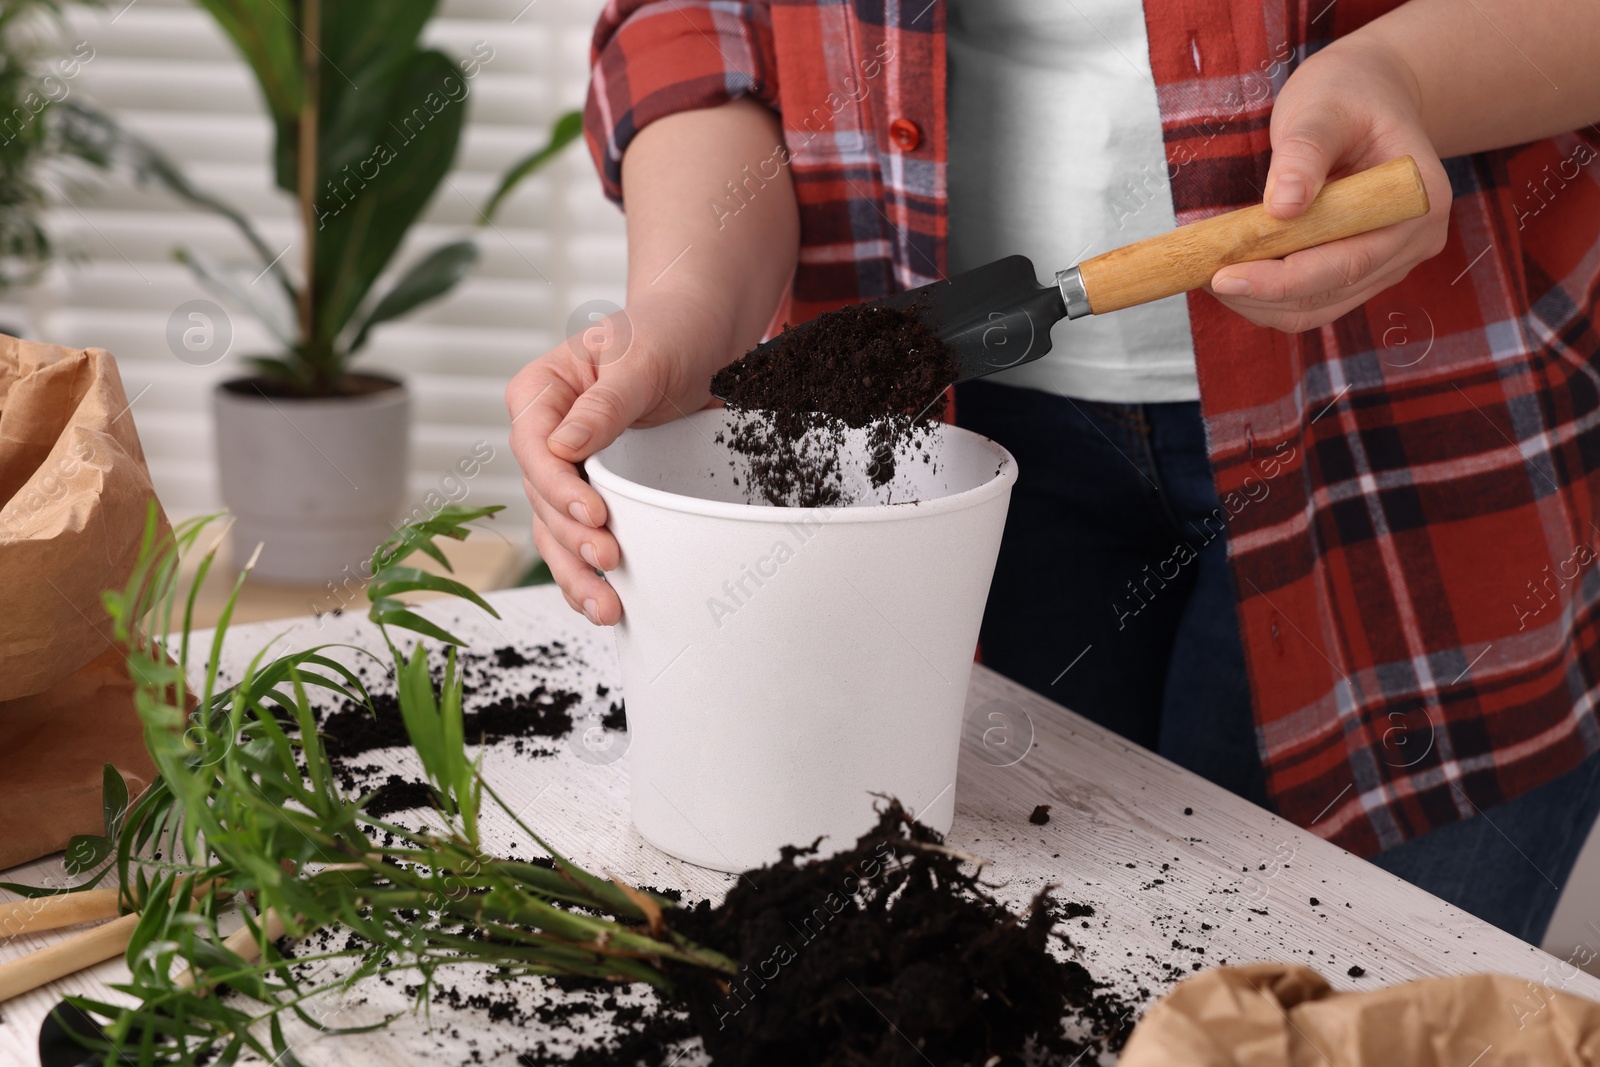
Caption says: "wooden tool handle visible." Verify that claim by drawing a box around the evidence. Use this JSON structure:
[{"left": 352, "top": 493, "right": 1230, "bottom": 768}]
[
  {"left": 176, "top": 908, "right": 290, "bottom": 991},
  {"left": 1077, "top": 155, "right": 1430, "bottom": 315},
  {"left": 0, "top": 911, "right": 140, "bottom": 1003},
  {"left": 0, "top": 889, "right": 122, "bottom": 939}
]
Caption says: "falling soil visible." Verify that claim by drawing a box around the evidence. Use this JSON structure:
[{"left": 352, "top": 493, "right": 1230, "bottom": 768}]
[
  {"left": 1029, "top": 804, "right": 1052, "bottom": 826},
  {"left": 514, "top": 802, "right": 1135, "bottom": 1066},
  {"left": 710, "top": 302, "right": 958, "bottom": 507}
]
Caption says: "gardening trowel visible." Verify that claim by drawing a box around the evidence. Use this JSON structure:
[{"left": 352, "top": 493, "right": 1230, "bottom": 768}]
[{"left": 714, "top": 156, "right": 1430, "bottom": 393}]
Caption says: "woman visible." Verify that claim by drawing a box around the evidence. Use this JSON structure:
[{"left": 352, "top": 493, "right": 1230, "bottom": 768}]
[{"left": 506, "top": 0, "right": 1600, "bottom": 944}]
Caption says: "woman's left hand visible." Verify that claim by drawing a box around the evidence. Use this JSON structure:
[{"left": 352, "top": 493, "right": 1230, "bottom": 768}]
[{"left": 1209, "top": 37, "right": 1454, "bottom": 333}]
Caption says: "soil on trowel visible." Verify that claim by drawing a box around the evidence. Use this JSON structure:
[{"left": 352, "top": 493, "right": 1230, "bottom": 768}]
[{"left": 711, "top": 302, "right": 958, "bottom": 507}]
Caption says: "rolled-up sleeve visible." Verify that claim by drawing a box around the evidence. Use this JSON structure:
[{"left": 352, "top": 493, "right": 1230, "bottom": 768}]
[{"left": 585, "top": 1, "right": 779, "bottom": 206}]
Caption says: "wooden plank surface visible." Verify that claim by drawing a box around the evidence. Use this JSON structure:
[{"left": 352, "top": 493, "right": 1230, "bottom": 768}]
[{"left": 2, "top": 584, "right": 1594, "bottom": 1065}]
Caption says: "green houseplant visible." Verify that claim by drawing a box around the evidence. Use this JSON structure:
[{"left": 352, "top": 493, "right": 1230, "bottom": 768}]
[
  {"left": 48, "top": 503, "right": 740, "bottom": 1065},
  {"left": 0, "top": 0, "right": 111, "bottom": 327},
  {"left": 31, "top": 504, "right": 1114, "bottom": 1066},
  {"left": 178, "top": 0, "right": 578, "bottom": 583}
]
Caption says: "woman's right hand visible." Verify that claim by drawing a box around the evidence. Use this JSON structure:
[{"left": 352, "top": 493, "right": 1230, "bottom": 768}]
[
  {"left": 506, "top": 287, "right": 736, "bottom": 626},
  {"left": 507, "top": 97, "right": 800, "bottom": 625}
]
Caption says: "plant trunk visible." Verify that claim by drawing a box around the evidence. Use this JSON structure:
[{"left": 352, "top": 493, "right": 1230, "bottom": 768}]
[{"left": 297, "top": 0, "right": 320, "bottom": 386}]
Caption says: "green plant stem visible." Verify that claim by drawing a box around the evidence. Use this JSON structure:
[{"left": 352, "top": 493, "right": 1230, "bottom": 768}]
[
  {"left": 297, "top": 0, "right": 321, "bottom": 389},
  {"left": 74, "top": 505, "right": 755, "bottom": 1066}
]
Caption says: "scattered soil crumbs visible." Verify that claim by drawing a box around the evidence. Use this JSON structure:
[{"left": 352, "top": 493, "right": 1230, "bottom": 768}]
[
  {"left": 364, "top": 775, "right": 438, "bottom": 817},
  {"left": 1029, "top": 803, "right": 1052, "bottom": 825},
  {"left": 515, "top": 803, "right": 1135, "bottom": 1066},
  {"left": 494, "top": 645, "right": 539, "bottom": 669},
  {"left": 269, "top": 636, "right": 608, "bottom": 798},
  {"left": 710, "top": 302, "right": 958, "bottom": 507},
  {"left": 251, "top": 628, "right": 1384, "bottom": 1066},
  {"left": 316, "top": 642, "right": 600, "bottom": 796},
  {"left": 465, "top": 686, "right": 584, "bottom": 755},
  {"left": 256, "top": 637, "right": 1220, "bottom": 1065}
]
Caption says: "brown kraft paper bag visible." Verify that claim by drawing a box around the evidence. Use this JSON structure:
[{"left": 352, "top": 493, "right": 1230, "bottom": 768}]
[
  {"left": 1119, "top": 962, "right": 1600, "bottom": 1066},
  {"left": 0, "top": 335, "right": 166, "bottom": 870}
]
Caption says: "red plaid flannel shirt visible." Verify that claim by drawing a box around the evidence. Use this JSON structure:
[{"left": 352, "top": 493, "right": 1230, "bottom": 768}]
[{"left": 585, "top": 0, "right": 1600, "bottom": 857}]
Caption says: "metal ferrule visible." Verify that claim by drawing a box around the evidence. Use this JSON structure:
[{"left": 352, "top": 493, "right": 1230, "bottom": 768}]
[{"left": 1056, "top": 266, "right": 1092, "bottom": 320}]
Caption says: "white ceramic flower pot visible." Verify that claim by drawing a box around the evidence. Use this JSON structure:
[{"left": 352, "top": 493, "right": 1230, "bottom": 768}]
[
  {"left": 586, "top": 410, "right": 1016, "bottom": 872},
  {"left": 212, "top": 375, "right": 410, "bottom": 584}
]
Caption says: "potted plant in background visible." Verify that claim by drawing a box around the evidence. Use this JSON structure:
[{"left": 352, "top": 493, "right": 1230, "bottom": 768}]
[
  {"left": 0, "top": 0, "right": 111, "bottom": 335},
  {"left": 169, "top": 0, "right": 578, "bottom": 583}
]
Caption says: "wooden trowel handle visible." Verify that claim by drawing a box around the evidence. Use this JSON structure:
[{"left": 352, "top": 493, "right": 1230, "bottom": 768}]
[{"left": 1073, "top": 156, "right": 1430, "bottom": 315}]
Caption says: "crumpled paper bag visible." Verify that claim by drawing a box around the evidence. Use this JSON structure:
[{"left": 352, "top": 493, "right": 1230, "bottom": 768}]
[
  {"left": 1119, "top": 963, "right": 1600, "bottom": 1066},
  {"left": 0, "top": 336, "right": 163, "bottom": 870}
]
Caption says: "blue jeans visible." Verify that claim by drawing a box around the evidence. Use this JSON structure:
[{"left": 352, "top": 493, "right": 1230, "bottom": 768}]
[{"left": 954, "top": 379, "right": 1600, "bottom": 945}]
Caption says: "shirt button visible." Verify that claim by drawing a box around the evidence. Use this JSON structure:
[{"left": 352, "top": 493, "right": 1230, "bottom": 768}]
[{"left": 889, "top": 118, "right": 922, "bottom": 152}]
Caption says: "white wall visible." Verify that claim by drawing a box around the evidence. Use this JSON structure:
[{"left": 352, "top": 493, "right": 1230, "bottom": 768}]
[{"left": 1, "top": 0, "right": 628, "bottom": 543}]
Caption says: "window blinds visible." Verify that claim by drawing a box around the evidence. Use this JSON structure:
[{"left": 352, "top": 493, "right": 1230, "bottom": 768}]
[{"left": 3, "top": 0, "right": 626, "bottom": 540}]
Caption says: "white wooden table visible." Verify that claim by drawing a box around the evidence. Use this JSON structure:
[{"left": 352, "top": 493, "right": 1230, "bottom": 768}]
[{"left": 3, "top": 584, "right": 1595, "bottom": 1065}]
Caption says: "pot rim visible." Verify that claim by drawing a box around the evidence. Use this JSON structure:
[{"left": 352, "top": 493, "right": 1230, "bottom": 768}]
[
  {"left": 584, "top": 409, "right": 1016, "bottom": 524},
  {"left": 214, "top": 372, "right": 407, "bottom": 407}
]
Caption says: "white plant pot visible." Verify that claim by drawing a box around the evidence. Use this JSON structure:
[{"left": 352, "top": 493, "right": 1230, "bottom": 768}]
[
  {"left": 586, "top": 409, "right": 1016, "bottom": 872},
  {"left": 212, "top": 376, "right": 410, "bottom": 584}
]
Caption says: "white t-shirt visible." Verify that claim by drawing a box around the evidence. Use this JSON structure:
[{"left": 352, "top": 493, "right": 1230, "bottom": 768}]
[{"left": 946, "top": 0, "right": 1199, "bottom": 403}]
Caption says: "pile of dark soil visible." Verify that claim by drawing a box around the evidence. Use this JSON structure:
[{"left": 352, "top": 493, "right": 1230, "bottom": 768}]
[
  {"left": 519, "top": 802, "right": 1135, "bottom": 1066},
  {"left": 711, "top": 302, "right": 958, "bottom": 507}
]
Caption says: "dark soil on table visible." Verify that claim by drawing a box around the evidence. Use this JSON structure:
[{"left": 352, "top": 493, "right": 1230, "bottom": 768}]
[
  {"left": 312, "top": 642, "right": 606, "bottom": 806},
  {"left": 363, "top": 775, "right": 438, "bottom": 817},
  {"left": 710, "top": 302, "right": 958, "bottom": 507},
  {"left": 298, "top": 643, "right": 1140, "bottom": 1064},
  {"left": 517, "top": 802, "right": 1135, "bottom": 1067},
  {"left": 327, "top": 675, "right": 581, "bottom": 756},
  {"left": 320, "top": 645, "right": 584, "bottom": 761}
]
